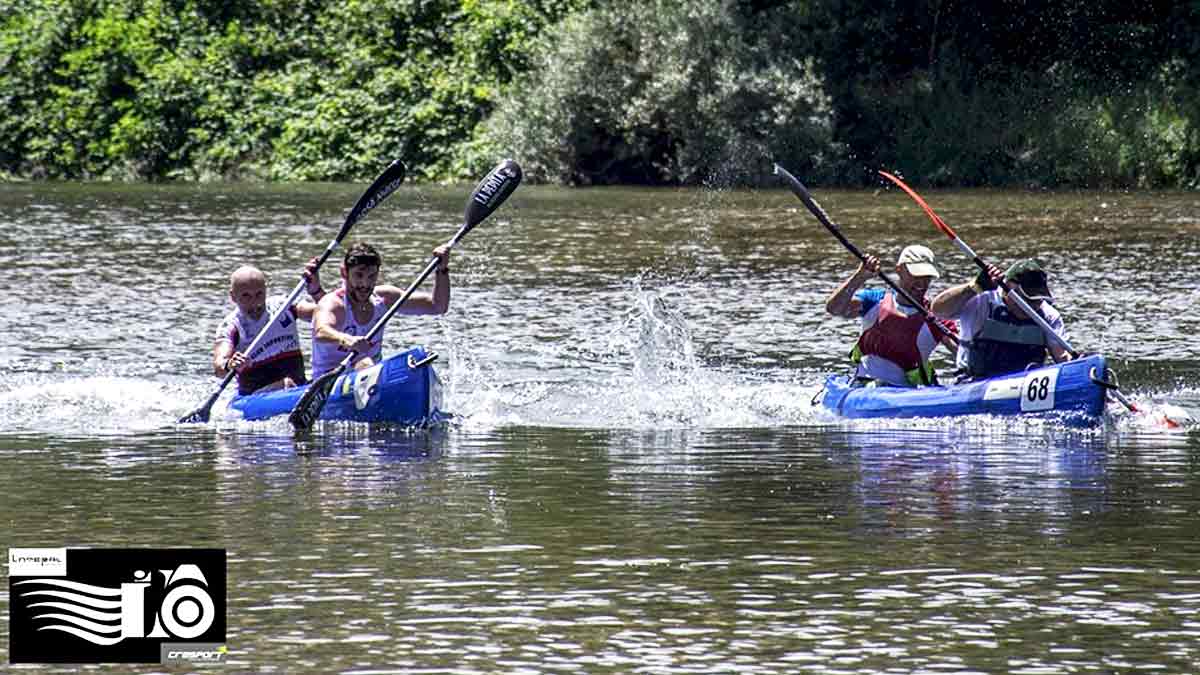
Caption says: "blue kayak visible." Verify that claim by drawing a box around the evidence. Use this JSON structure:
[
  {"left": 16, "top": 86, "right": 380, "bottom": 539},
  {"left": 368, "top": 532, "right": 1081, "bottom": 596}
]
[
  {"left": 228, "top": 346, "right": 445, "bottom": 425},
  {"left": 819, "top": 354, "right": 1109, "bottom": 423}
]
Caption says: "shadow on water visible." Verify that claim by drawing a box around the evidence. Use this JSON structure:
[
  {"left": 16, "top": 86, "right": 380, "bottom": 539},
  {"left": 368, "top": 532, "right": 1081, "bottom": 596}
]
[
  {"left": 209, "top": 422, "right": 450, "bottom": 463},
  {"left": 826, "top": 427, "right": 1112, "bottom": 535}
]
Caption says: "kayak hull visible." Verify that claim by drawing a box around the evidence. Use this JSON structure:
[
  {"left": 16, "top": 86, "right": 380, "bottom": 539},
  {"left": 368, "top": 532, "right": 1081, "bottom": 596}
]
[
  {"left": 228, "top": 346, "right": 444, "bottom": 425},
  {"left": 820, "top": 354, "right": 1108, "bottom": 423}
]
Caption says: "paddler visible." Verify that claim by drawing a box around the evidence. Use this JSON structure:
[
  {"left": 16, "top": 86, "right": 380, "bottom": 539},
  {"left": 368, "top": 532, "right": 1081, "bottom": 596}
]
[
  {"left": 826, "top": 244, "right": 958, "bottom": 387},
  {"left": 213, "top": 257, "right": 325, "bottom": 394},
  {"left": 931, "top": 258, "right": 1072, "bottom": 380},
  {"left": 310, "top": 241, "right": 452, "bottom": 378}
]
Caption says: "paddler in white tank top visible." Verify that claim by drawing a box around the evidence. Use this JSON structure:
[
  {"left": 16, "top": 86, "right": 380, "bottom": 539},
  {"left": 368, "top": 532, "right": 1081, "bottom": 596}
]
[
  {"left": 310, "top": 241, "right": 452, "bottom": 378},
  {"left": 212, "top": 257, "right": 326, "bottom": 395}
]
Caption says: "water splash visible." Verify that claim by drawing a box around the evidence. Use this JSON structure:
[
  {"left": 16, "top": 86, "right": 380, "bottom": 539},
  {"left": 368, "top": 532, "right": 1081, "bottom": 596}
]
[
  {"left": 0, "top": 374, "right": 186, "bottom": 436},
  {"left": 1107, "top": 398, "right": 1195, "bottom": 433},
  {"left": 448, "top": 284, "right": 824, "bottom": 430}
]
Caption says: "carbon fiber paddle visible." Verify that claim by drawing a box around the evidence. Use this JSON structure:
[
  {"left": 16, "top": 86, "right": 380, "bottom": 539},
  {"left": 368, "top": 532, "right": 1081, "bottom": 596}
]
[{"left": 774, "top": 163, "right": 958, "bottom": 347}]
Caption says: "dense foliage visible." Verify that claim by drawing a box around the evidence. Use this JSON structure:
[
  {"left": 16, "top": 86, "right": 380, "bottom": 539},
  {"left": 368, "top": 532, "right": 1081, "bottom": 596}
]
[
  {"left": 806, "top": 0, "right": 1200, "bottom": 187},
  {"left": 0, "top": 0, "right": 585, "bottom": 181},
  {"left": 2, "top": 0, "right": 1198, "bottom": 187},
  {"left": 483, "top": 0, "right": 834, "bottom": 186}
]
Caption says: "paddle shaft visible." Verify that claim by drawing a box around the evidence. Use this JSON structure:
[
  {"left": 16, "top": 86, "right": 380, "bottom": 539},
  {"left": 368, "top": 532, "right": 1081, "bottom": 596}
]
[
  {"left": 234, "top": 159, "right": 407, "bottom": 371},
  {"left": 288, "top": 159, "right": 523, "bottom": 430},
  {"left": 210, "top": 278, "right": 310, "bottom": 395},
  {"left": 210, "top": 235, "right": 347, "bottom": 392},
  {"left": 943, "top": 213, "right": 1147, "bottom": 414},
  {"left": 877, "top": 171, "right": 1077, "bottom": 356},
  {"left": 773, "top": 164, "right": 958, "bottom": 347},
  {"left": 947, "top": 232, "right": 1079, "bottom": 357},
  {"left": 316, "top": 162, "right": 514, "bottom": 380}
]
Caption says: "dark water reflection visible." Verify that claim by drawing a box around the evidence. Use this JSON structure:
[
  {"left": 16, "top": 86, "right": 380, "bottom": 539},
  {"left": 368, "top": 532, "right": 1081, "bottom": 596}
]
[
  {"left": 4, "top": 425, "right": 1199, "bottom": 671},
  {"left": 1, "top": 182, "right": 1199, "bottom": 670}
]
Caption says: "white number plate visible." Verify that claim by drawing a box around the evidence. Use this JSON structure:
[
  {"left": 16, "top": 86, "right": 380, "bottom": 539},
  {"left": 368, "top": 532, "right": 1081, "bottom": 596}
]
[{"left": 1019, "top": 369, "right": 1058, "bottom": 412}]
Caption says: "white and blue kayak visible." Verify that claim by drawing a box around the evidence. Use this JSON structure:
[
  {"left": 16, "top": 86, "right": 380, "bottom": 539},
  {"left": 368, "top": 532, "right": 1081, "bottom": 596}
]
[
  {"left": 228, "top": 346, "right": 445, "bottom": 425},
  {"left": 819, "top": 354, "right": 1109, "bottom": 423}
]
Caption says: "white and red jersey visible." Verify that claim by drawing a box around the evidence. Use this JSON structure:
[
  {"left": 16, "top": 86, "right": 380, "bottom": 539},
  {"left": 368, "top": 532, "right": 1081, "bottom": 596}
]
[
  {"left": 310, "top": 288, "right": 388, "bottom": 377},
  {"left": 214, "top": 296, "right": 306, "bottom": 394}
]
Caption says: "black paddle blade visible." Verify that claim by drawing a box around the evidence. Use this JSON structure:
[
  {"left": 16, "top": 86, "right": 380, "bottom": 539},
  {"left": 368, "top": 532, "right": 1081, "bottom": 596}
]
[
  {"left": 773, "top": 162, "right": 860, "bottom": 253},
  {"left": 773, "top": 163, "right": 821, "bottom": 212},
  {"left": 178, "top": 391, "right": 219, "bottom": 424},
  {"left": 336, "top": 159, "right": 407, "bottom": 243},
  {"left": 178, "top": 403, "right": 212, "bottom": 424},
  {"left": 287, "top": 366, "right": 343, "bottom": 431},
  {"left": 462, "top": 159, "right": 522, "bottom": 235}
]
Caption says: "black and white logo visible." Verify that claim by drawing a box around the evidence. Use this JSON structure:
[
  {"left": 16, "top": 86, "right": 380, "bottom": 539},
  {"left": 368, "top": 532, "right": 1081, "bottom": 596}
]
[{"left": 9, "top": 548, "right": 226, "bottom": 664}]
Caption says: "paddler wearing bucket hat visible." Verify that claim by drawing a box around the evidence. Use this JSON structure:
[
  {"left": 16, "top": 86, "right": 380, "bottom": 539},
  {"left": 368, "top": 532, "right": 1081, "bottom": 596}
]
[{"left": 931, "top": 258, "right": 1072, "bottom": 380}]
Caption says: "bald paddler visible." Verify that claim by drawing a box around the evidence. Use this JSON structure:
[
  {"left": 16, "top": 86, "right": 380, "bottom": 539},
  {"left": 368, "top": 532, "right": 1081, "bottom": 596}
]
[
  {"left": 826, "top": 244, "right": 958, "bottom": 387},
  {"left": 212, "top": 258, "right": 325, "bottom": 394}
]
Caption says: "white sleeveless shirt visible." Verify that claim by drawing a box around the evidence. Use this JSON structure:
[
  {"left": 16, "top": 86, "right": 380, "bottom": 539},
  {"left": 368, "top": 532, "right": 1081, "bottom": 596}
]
[
  {"left": 310, "top": 288, "right": 388, "bottom": 377},
  {"left": 214, "top": 296, "right": 306, "bottom": 394}
]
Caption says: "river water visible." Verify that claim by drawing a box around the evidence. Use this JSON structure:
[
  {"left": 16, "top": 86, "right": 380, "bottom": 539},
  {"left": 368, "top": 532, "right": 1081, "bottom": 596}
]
[{"left": 1, "top": 179, "right": 1199, "bottom": 672}]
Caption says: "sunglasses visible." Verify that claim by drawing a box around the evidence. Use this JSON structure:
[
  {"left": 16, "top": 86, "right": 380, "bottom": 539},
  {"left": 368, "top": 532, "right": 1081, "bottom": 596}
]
[{"left": 345, "top": 254, "right": 381, "bottom": 268}]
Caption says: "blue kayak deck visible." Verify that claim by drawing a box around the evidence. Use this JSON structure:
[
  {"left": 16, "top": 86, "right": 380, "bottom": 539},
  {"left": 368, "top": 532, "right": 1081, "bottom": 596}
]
[
  {"left": 228, "top": 346, "right": 444, "bottom": 425},
  {"left": 820, "top": 354, "right": 1108, "bottom": 423}
]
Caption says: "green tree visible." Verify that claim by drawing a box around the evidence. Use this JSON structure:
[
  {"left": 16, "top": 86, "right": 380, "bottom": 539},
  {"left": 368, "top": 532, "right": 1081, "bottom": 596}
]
[
  {"left": 807, "top": 0, "right": 1199, "bottom": 187},
  {"left": 0, "top": 0, "right": 585, "bottom": 181},
  {"left": 483, "top": 0, "right": 836, "bottom": 186}
]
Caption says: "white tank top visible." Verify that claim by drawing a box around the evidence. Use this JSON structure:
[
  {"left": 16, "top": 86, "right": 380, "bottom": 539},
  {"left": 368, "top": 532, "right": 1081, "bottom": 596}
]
[
  {"left": 310, "top": 288, "right": 388, "bottom": 377},
  {"left": 214, "top": 296, "right": 306, "bottom": 394}
]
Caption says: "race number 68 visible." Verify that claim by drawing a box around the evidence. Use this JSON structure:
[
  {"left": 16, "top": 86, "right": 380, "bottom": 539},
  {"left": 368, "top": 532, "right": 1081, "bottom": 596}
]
[{"left": 1020, "top": 371, "right": 1057, "bottom": 412}]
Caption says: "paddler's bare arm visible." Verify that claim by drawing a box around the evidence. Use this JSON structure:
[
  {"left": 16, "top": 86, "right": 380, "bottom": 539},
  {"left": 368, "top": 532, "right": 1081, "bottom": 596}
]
[
  {"left": 826, "top": 255, "right": 879, "bottom": 318},
  {"left": 1049, "top": 342, "right": 1071, "bottom": 363},
  {"left": 932, "top": 263, "right": 1003, "bottom": 318},
  {"left": 930, "top": 283, "right": 977, "bottom": 318},
  {"left": 292, "top": 256, "right": 325, "bottom": 321},
  {"left": 211, "top": 341, "right": 246, "bottom": 377},
  {"left": 381, "top": 241, "right": 452, "bottom": 314}
]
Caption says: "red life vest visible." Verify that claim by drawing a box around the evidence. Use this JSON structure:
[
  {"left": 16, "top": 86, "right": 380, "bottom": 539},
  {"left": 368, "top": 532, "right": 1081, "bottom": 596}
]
[{"left": 852, "top": 292, "right": 948, "bottom": 385}]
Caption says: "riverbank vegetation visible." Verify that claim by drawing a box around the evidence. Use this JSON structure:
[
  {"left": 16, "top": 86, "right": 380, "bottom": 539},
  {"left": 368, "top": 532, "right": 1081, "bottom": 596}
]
[{"left": 3, "top": 0, "right": 1197, "bottom": 187}]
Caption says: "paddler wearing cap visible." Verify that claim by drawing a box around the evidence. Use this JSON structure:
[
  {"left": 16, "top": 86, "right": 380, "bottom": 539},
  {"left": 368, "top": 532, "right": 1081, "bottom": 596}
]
[
  {"left": 826, "top": 244, "right": 959, "bottom": 387},
  {"left": 930, "top": 258, "right": 1071, "bottom": 380}
]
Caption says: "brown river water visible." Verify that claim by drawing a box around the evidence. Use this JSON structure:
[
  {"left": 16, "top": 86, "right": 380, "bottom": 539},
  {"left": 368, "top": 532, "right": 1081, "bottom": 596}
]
[{"left": 1, "top": 179, "right": 1199, "bottom": 672}]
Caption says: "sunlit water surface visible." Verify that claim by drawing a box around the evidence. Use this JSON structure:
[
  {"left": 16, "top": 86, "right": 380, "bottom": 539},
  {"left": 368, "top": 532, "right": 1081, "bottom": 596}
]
[{"left": 1, "top": 181, "right": 1199, "bottom": 672}]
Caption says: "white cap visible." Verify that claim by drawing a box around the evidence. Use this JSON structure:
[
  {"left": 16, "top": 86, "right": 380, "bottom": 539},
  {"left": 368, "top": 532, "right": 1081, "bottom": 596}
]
[{"left": 897, "top": 244, "right": 940, "bottom": 278}]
